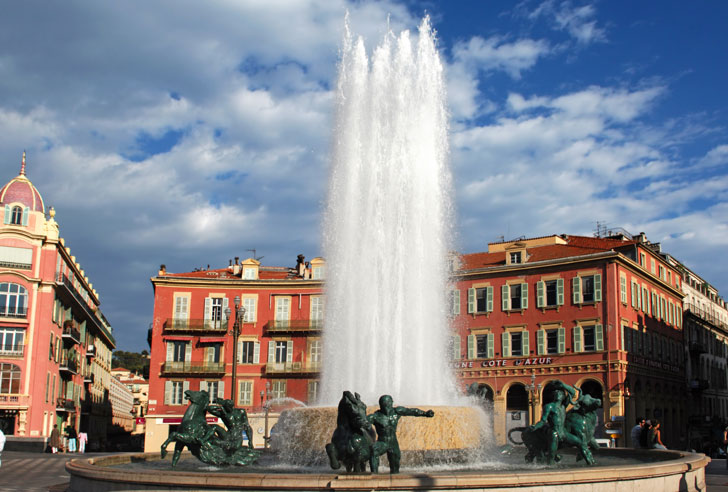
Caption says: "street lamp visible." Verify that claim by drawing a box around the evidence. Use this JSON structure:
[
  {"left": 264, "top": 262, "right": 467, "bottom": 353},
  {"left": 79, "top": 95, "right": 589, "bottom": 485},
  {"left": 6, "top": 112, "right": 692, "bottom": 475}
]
[
  {"left": 525, "top": 373, "right": 542, "bottom": 426},
  {"left": 226, "top": 296, "right": 245, "bottom": 406},
  {"left": 263, "top": 381, "right": 271, "bottom": 448}
]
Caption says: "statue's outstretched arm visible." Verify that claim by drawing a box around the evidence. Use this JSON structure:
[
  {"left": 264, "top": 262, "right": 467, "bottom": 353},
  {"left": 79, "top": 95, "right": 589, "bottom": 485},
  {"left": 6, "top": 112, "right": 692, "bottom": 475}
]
[{"left": 396, "top": 406, "right": 434, "bottom": 417}]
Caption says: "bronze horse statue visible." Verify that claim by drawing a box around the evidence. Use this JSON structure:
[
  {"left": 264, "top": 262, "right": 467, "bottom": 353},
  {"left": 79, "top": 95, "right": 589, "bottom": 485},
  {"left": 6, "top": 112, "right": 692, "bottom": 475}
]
[
  {"left": 325, "top": 391, "right": 376, "bottom": 472},
  {"left": 160, "top": 389, "right": 222, "bottom": 467}
]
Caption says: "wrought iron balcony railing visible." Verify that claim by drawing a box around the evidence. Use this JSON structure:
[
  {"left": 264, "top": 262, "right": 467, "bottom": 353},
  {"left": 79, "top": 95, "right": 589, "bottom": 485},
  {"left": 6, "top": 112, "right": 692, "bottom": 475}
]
[
  {"left": 0, "top": 306, "right": 27, "bottom": 318},
  {"left": 264, "top": 361, "right": 321, "bottom": 375},
  {"left": 62, "top": 325, "right": 81, "bottom": 344},
  {"left": 161, "top": 361, "right": 226, "bottom": 375},
  {"left": 163, "top": 318, "right": 229, "bottom": 333},
  {"left": 60, "top": 358, "right": 78, "bottom": 375},
  {"left": 263, "top": 319, "right": 323, "bottom": 333},
  {"left": 685, "top": 303, "right": 728, "bottom": 330},
  {"left": 56, "top": 397, "right": 76, "bottom": 412},
  {"left": 0, "top": 344, "right": 24, "bottom": 357}
]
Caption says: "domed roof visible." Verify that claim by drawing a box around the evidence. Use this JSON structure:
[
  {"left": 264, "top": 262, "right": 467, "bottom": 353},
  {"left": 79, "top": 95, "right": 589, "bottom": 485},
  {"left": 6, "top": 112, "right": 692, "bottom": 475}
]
[{"left": 0, "top": 152, "right": 45, "bottom": 213}]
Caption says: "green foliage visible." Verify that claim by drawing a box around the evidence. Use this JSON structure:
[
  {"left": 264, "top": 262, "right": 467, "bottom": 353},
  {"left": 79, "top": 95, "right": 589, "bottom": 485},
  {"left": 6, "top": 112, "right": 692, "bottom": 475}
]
[{"left": 112, "top": 350, "right": 150, "bottom": 379}]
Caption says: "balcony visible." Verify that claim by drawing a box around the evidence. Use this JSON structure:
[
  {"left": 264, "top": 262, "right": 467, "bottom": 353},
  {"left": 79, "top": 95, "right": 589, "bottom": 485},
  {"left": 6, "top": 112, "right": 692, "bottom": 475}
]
[
  {"left": 689, "top": 341, "right": 707, "bottom": 355},
  {"left": 62, "top": 323, "right": 81, "bottom": 345},
  {"left": 685, "top": 302, "right": 728, "bottom": 331},
  {"left": 163, "top": 318, "right": 228, "bottom": 333},
  {"left": 689, "top": 379, "right": 710, "bottom": 392},
  {"left": 56, "top": 397, "right": 76, "bottom": 412},
  {"left": 263, "top": 319, "right": 323, "bottom": 335},
  {"left": 60, "top": 358, "right": 78, "bottom": 375},
  {"left": 161, "top": 362, "right": 225, "bottom": 376},
  {"left": 84, "top": 372, "right": 95, "bottom": 384},
  {"left": 0, "top": 344, "right": 24, "bottom": 357},
  {"left": 265, "top": 361, "right": 321, "bottom": 376},
  {"left": 86, "top": 344, "right": 95, "bottom": 358},
  {"left": 0, "top": 306, "right": 27, "bottom": 319}
]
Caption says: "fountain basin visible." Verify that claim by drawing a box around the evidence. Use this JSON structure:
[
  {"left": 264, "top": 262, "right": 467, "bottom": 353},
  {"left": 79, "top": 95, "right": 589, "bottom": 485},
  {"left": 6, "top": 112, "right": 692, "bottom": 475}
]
[{"left": 65, "top": 449, "right": 709, "bottom": 491}]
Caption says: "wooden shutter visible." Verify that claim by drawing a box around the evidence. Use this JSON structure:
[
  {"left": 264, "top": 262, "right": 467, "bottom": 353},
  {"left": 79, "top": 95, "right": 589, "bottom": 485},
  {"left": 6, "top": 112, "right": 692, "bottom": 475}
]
[
  {"left": 486, "top": 287, "right": 494, "bottom": 312},
  {"left": 536, "top": 281, "right": 545, "bottom": 308},
  {"left": 222, "top": 297, "right": 229, "bottom": 322},
  {"left": 557, "top": 279, "right": 564, "bottom": 305},
  {"left": 573, "top": 326, "right": 583, "bottom": 353},
  {"left": 204, "top": 297, "right": 212, "bottom": 320},
  {"left": 166, "top": 342, "right": 173, "bottom": 362},
  {"left": 218, "top": 381, "right": 225, "bottom": 400},
  {"left": 521, "top": 283, "right": 528, "bottom": 310},
  {"left": 268, "top": 341, "right": 275, "bottom": 363},
  {"left": 620, "top": 275, "right": 627, "bottom": 304},
  {"left": 164, "top": 381, "right": 172, "bottom": 404},
  {"left": 502, "top": 332, "right": 510, "bottom": 357},
  {"left": 183, "top": 381, "right": 190, "bottom": 395},
  {"left": 200, "top": 381, "right": 208, "bottom": 395},
  {"left": 487, "top": 334, "right": 495, "bottom": 358},
  {"left": 467, "top": 288, "right": 475, "bottom": 314},
  {"left": 537, "top": 330, "right": 545, "bottom": 355},
  {"left": 467, "top": 334, "right": 475, "bottom": 359},
  {"left": 185, "top": 342, "right": 191, "bottom": 362},
  {"left": 286, "top": 340, "right": 293, "bottom": 363},
  {"left": 558, "top": 327, "right": 566, "bottom": 354},
  {"left": 572, "top": 277, "right": 581, "bottom": 304},
  {"left": 452, "top": 290, "right": 460, "bottom": 315},
  {"left": 594, "top": 274, "right": 602, "bottom": 302},
  {"left": 22, "top": 207, "right": 29, "bottom": 226},
  {"left": 595, "top": 324, "right": 604, "bottom": 351},
  {"left": 522, "top": 330, "right": 529, "bottom": 355},
  {"left": 253, "top": 342, "right": 260, "bottom": 363},
  {"left": 452, "top": 335, "right": 461, "bottom": 360},
  {"left": 501, "top": 285, "right": 510, "bottom": 311}
]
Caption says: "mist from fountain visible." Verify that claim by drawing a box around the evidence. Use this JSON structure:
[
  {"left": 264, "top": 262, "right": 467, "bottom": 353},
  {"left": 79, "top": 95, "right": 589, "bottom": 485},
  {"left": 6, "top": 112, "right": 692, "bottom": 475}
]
[{"left": 320, "top": 15, "right": 457, "bottom": 406}]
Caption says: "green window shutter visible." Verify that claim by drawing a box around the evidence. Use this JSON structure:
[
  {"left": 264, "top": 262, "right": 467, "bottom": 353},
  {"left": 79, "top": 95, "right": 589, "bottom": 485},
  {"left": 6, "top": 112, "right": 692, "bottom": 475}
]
[
  {"left": 222, "top": 297, "right": 229, "bottom": 323},
  {"left": 486, "top": 287, "right": 494, "bottom": 312},
  {"left": 620, "top": 325, "right": 625, "bottom": 351},
  {"left": 467, "top": 288, "right": 475, "bottom": 314},
  {"left": 521, "top": 283, "right": 528, "bottom": 310},
  {"left": 164, "top": 381, "right": 172, "bottom": 404},
  {"left": 185, "top": 342, "right": 191, "bottom": 362},
  {"left": 596, "top": 324, "right": 604, "bottom": 351},
  {"left": 594, "top": 274, "right": 602, "bottom": 302},
  {"left": 452, "top": 289, "right": 460, "bottom": 315},
  {"left": 501, "top": 285, "right": 510, "bottom": 311},
  {"left": 204, "top": 298, "right": 212, "bottom": 321},
  {"left": 467, "top": 334, "right": 475, "bottom": 359},
  {"left": 620, "top": 276, "right": 626, "bottom": 304},
  {"left": 574, "top": 326, "right": 583, "bottom": 353},
  {"left": 200, "top": 381, "right": 208, "bottom": 395},
  {"left": 536, "top": 281, "right": 545, "bottom": 308},
  {"left": 557, "top": 279, "right": 564, "bottom": 305},
  {"left": 573, "top": 277, "right": 581, "bottom": 304},
  {"left": 537, "top": 330, "right": 545, "bottom": 355},
  {"left": 267, "top": 341, "right": 275, "bottom": 363},
  {"left": 166, "top": 342, "right": 173, "bottom": 362},
  {"left": 183, "top": 381, "right": 190, "bottom": 395},
  {"left": 522, "top": 330, "right": 529, "bottom": 355},
  {"left": 253, "top": 342, "right": 260, "bottom": 363},
  {"left": 558, "top": 327, "right": 566, "bottom": 353},
  {"left": 218, "top": 381, "right": 225, "bottom": 400},
  {"left": 453, "top": 335, "right": 461, "bottom": 360},
  {"left": 286, "top": 341, "right": 293, "bottom": 363},
  {"left": 502, "top": 332, "right": 510, "bottom": 357},
  {"left": 487, "top": 334, "right": 495, "bottom": 358},
  {"left": 3, "top": 205, "right": 10, "bottom": 225},
  {"left": 22, "top": 207, "right": 29, "bottom": 226}
]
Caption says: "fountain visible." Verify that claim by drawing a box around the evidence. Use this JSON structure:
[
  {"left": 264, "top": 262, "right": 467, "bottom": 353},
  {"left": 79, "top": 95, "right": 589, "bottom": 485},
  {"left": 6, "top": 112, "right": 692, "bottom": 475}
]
[{"left": 64, "top": 15, "right": 709, "bottom": 492}]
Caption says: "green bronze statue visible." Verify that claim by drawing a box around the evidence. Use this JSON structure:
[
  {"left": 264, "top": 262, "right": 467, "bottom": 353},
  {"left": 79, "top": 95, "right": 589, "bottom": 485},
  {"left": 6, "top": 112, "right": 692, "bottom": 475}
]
[
  {"left": 509, "top": 380, "right": 601, "bottom": 466},
  {"left": 160, "top": 390, "right": 261, "bottom": 468},
  {"left": 325, "top": 391, "right": 375, "bottom": 473},
  {"left": 367, "top": 395, "right": 434, "bottom": 474}
]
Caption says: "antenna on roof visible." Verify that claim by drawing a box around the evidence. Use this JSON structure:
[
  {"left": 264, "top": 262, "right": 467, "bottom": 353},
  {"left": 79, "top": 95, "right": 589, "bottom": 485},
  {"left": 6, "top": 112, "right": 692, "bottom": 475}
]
[
  {"left": 594, "top": 221, "right": 609, "bottom": 238},
  {"left": 246, "top": 249, "right": 264, "bottom": 262}
]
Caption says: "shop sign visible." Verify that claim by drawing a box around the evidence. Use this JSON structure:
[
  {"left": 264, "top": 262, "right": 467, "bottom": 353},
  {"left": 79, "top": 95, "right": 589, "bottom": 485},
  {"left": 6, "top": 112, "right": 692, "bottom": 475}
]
[
  {"left": 454, "top": 357, "right": 554, "bottom": 369},
  {"left": 136, "top": 417, "right": 146, "bottom": 425},
  {"left": 629, "top": 355, "right": 680, "bottom": 373},
  {"left": 162, "top": 417, "right": 219, "bottom": 424}
]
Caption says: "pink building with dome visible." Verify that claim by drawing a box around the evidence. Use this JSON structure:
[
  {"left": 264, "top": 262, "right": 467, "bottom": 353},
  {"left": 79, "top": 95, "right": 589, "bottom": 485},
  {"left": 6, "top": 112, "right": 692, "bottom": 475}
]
[{"left": 0, "top": 153, "right": 116, "bottom": 451}]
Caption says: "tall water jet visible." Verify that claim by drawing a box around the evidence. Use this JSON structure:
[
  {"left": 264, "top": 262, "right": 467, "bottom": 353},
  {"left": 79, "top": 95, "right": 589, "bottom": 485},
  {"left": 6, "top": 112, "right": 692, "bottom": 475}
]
[{"left": 321, "top": 16, "right": 456, "bottom": 406}]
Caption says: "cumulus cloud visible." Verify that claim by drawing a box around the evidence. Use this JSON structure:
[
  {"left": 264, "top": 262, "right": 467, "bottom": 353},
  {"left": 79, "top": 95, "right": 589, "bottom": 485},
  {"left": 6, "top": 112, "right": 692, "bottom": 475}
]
[{"left": 521, "top": 0, "right": 607, "bottom": 45}]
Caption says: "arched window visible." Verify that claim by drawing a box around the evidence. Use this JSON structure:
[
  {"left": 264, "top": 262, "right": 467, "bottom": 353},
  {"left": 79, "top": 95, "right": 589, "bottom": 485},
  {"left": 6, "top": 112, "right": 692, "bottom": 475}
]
[
  {"left": 0, "top": 283, "right": 28, "bottom": 318},
  {"left": 10, "top": 206, "right": 23, "bottom": 225},
  {"left": 0, "top": 363, "right": 20, "bottom": 393}
]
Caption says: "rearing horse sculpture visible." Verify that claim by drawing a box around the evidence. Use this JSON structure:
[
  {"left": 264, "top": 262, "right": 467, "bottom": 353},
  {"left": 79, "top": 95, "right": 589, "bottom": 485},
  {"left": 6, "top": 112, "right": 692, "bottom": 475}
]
[{"left": 325, "top": 391, "right": 375, "bottom": 472}]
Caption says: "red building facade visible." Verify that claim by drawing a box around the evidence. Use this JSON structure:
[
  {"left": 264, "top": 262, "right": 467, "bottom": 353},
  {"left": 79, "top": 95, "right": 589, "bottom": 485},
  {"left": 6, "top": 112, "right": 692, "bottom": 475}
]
[
  {"left": 451, "top": 234, "right": 686, "bottom": 447},
  {"left": 145, "top": 257, "right": 324, "bottom": 451}
]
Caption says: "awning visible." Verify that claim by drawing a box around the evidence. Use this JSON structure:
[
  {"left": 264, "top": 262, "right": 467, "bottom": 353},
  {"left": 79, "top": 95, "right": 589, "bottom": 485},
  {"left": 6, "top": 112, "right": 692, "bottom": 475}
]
[
  {"left": 198, "top": 337, "right": 227, "bottom": 343},
  {"left": 162, "top": 336, "right": 193, "bottom": 341}
]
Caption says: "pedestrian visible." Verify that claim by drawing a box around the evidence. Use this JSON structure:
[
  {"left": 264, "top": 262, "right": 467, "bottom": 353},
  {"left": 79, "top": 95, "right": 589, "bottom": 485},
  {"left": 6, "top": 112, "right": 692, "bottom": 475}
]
[
  {"left": 49, "top": 424, "right": 62, "bottom": 454},
  {"left": 65, "top": 425, "right": 77, "bottom": 453},
  {"left": 78, "top": 431, "right": 88, "bottom": 454},
  {"left": 639, "top": 420, "right": 652, "bottom": 448},
  {"left": 650, "top": 419, "right": 667, "bottom": 450},
  {"left": 0, "top": 427, "right": 5, "bottom": 468},
  {"left": 630, "top": 417, "right": 644, "bottom": 448}
]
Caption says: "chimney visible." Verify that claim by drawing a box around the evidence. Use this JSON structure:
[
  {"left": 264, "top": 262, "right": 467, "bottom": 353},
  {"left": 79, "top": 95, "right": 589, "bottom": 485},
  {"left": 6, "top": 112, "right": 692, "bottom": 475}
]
[
  {"left": 635, "top": 232, "right": 647, "bottom": 243},
  {"left": 296, "top": 254, "right": 306, "bottom": 277},
  {"left": 228, "top": 259, "right": 233, "bottom": 272},
  {"left": 158, "top": 264, "right": 166, "bottom": 276},
  {"left": 233, "top": 257, "right": 241, "bottom": 276}
]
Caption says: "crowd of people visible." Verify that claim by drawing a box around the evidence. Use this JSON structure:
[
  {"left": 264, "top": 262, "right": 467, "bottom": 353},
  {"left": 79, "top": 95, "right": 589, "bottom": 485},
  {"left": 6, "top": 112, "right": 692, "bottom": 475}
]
[
  {"left": 630, "top": 417, "right": 667, "bottom": 450},
  {"left": 48, "top": 424, "right": 87, "bottom": 454}
]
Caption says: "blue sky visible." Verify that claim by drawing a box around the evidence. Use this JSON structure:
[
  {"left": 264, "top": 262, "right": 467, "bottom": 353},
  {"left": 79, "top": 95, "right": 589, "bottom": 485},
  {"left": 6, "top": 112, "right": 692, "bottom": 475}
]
[{"left": 1, "top": 1, "right": 726, "bottom": 351}]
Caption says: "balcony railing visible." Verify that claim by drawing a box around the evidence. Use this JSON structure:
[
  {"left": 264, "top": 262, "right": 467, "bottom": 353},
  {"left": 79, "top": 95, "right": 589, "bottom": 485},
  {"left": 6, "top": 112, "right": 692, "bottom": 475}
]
[
  {"left": 162, "top": 361, "right": 226, "bottom": 375},
  {"left": 685, "top": 303, "right": 728, "bottom": 331},
  {"left": 263, "top": 319, "right": 323, "bottom": 334},
  {"left": 163, "top": 318, "right": 229, "bottom": 333},
  {"left": 86, "top": 344, "right": 95, "bottom": 358},
  {"left": 84, "top": 372, "right": 95, "bottom": 384},
  {"left": 56, "top": 397, "right": 76, "bottom": 412},
  {"left": 265, "top": 361, "right": 321, "bottom": 375},
  {"left": 60, "top": 358, "right": 78, "bottom": 375},
  {"left": 62, "top": 324, "right": 81, "bottom": 344},
  {"left": 0, "top": 344, "right": 24, "bottom": 357},
  {"left": 0, "top": 306, "right": 27, "bottom": 319}
]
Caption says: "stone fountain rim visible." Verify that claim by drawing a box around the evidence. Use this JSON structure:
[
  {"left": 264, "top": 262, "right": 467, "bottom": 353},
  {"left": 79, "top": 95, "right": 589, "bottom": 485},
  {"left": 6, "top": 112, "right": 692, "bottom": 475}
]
[{"left": 66, "top": 449, "right": 709, "bottom": 491}]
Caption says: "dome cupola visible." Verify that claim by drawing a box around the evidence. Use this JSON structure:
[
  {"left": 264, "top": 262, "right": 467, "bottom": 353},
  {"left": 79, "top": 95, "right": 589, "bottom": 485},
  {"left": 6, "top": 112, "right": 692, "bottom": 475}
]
[{"left": 0, "top": 152, "right": 45, "bottom": 215}]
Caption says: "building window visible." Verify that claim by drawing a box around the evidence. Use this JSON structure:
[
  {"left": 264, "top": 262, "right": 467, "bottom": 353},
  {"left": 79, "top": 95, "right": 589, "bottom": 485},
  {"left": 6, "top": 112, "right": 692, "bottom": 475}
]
[
  {"left": 620, "top": 275, "right": 627, "bottom": 304},
  {"left": 510, "top": 331, "right": 525, "bottom": 356},
  {"left": 0, "top": 363, "right": 20, "bottom": 393},
  {"left": 201, "top": 380, "right": 223, "bottom": 401},
  {"left": 312, "top": 266, "right": 324, "bottom": 280},
  {"left": 310, "top": 296, "right": 324, "bottom": 324},
  {"left": 242, "top": 268, "right": 256, "bottom": 280},
  {"left": 269, "top": 340, "right": 292, "bottom": 364},
  {"left": 639, "top": 252, "right": 646, "bottom": 267},
  {"left": 243, "top": 297, "right": 256, "bottom": 322},
  {"left": 173, "top": 295, "right": 189, "bottom": 326},
  {"left": 0, "top": 283, "right": 28, "bottom": 318},
  {"left": 211, "top": 298, "right": 222, "bottom": 322},
  {"left": 502, "top": 330, "right": 528, "bottom": 357},
  {"left": 275, "top": 341, "right": 288, "bottom": 363},
  {"left": 573, "top": 274, "right": 601, "bottom": 304},
  {"left": 631, "top": 281, "right": 640, "bottom": 309},
  {"left": 642, "top": 287, "right": 649, "bottom": 315},
  {"left": 205, "top": 343, "right": 222, "bottom": 363},
  {"left": 0, "top": 327, "right": 24, "bottom": 355},
  {"left": 546, "top": 329, "right": 560, "bottom": 354},
  {"left": 502, "top": 283, "right": 528, "bottom": 311},
  {"left": 308, "top": 381, "right": 319, "bottom": 403},
  {"left": 271, "top": 380, "right": 287, "bottom": 399},
  {"left": 167, "top": 381, "right": 186, "bottom": 405},
  {"left": 308, "top": 340, "right": 322, "bottom": 366},
  {"left": 468, "top": 333, "right": 493, "bottom": 359},
  {"left": 537, "top": 279, "right": 563, "bottom": 307},
  {"left": 239, "top": 341, "right": 259, "bottom": 364},
  {"left": 468, "top": 287, "right": 493, "bottom": 313},
  {"left": 510, "top": 252, "right": 522, "bottom": 264},
  {"left": 476, "top": 335, "right": 488, "bottom": 358},
  {"left": 573, "top": 324, "right": 603, "bottom": 352},
  {"left": 275, "top": 297, "right": 291, "bottom": 321},
  {"left": 451, "top": 335, "right": 461, "bottom": 359},
  {"left": 169, "top": 341, "right": 188, "bottom": 362},
  {"left": 10, "top": 206, "right": 23, "bottom": 225},
  {"left": 238, "top": 381, "right": 253, "bottom": 406},
  {"left": 450, "top": 290, "right": 460, "bottom": 315}
]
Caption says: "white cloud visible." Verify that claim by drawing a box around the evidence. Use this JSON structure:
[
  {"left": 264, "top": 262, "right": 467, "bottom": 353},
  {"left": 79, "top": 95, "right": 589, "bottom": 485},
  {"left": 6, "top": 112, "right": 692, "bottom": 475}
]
[{"left": 523, "top": 0, "right": 606, "bottom": 45}]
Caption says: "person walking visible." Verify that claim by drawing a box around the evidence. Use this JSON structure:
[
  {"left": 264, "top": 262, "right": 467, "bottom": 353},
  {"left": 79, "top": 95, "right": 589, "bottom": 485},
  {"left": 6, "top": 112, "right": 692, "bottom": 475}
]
[
  {"left": 0, "top": 427, "right": 5, "bottom": 468},
  {"left": 630, "top": 417, "right": 644, "bottom": 448},
  {"left": 723, "top": 424, "right": 728, "bottom": 468},
  {"left": 78, "top": 431, "right": 88, "bottom": 454},
  {"left": 65, "top": 425, "right": 77, "bottom": 453},
  {"left": 649, "top": 419, "right": 667, "bottom": 450},
  {"left": 49, "top": 424, "right": 62, "bottom": 453}
]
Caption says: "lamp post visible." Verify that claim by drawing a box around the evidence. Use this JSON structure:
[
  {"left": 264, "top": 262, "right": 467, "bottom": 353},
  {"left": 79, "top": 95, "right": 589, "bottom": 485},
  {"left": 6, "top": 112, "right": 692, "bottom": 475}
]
[
  {"left": 263, "top": 381, "right": 271, "bottom": 448},
  {"left": 526, "top": 373, "right": 542, "bottom": 426},
  {"left": 226, "top": 296, "right": 245, "bottom": 406}
]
